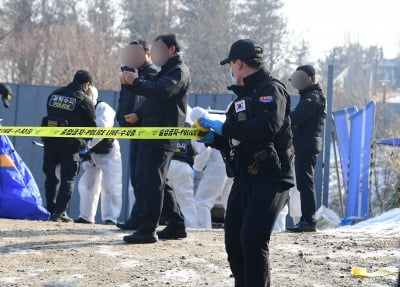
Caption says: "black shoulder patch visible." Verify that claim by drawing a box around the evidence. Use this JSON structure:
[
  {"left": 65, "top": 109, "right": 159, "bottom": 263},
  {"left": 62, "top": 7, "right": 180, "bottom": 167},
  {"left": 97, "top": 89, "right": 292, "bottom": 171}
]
[{"left": 48, "top": 94, "right": 77, "bottom": 111}]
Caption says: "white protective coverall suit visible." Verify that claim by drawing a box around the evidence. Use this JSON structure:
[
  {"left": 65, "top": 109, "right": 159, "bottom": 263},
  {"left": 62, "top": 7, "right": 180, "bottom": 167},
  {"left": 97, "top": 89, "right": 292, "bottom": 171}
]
[
  {"left": 167, "top": 158, "right": 198, "bottom": 228},
  {"left": 191, "top": 107, "right": 229, "bottom": 229},
  {"left": 78, "top": 86, "right": 123, "bottom": 223}
]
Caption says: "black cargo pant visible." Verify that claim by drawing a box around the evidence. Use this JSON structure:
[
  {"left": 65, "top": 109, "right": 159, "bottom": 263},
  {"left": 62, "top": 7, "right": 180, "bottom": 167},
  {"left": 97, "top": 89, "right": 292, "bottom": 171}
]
[
  {"left": 134, "top": 142, "right": 184, "bottom": 232},
  {"left": 294, "top": 148, "right": 318, "bottom": 223},
  {"left": 225, "top": 181, "right": 289, "bottom": 287},
  {"left": 127, "top": 139, "right": 140, "bottom": 222},
  {"left": 43, "top": 142, "right": 80, "bottom": 215}
]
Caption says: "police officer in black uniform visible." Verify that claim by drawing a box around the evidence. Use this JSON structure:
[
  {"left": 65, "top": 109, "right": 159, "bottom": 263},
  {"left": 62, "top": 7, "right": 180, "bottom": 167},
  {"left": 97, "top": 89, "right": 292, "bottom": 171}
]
[
  {"left": 197, "top": 39, "right": 294, "bottom": 287},
  {"left": 116, "top": 40, "right": 158, "bottom": 230},
  {"left": 42, "top": 70, "right": 96, "bottom": 222},
  {"left": 121, "top": 34, "right": 190, "bottom": 244},
  {"left": 287, "top": 65, "right": 326, "bottom": 232}
]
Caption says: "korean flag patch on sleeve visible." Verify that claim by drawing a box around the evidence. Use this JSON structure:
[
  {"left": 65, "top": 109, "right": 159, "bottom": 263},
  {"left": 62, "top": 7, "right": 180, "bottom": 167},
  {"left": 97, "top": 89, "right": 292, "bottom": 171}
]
[
  {"left": 235, "top": 100, "right": 246, "bottom": 113},
  {"left": 259, "top": 95, "right": 274, "bottom": 103}
]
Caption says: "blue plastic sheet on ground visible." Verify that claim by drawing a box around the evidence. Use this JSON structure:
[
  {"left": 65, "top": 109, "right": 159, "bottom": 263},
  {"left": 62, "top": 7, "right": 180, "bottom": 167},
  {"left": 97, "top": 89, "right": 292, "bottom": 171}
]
[{"left": 0, "top": 134, "right": 49, "bottom": 220}]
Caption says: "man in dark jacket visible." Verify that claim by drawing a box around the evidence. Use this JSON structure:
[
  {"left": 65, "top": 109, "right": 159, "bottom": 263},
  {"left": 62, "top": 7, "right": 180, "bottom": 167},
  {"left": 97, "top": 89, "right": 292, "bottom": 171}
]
[
  {"left": 197, "top": 39, "right": 294, "bottom": 287},
  {"left": 287, "top": 65, "right": 326, "bottom": 232},
  {"left": 121, "top": 34, "right": 190, "bottom": 244},
  {"left": 116, "top": 40, "right": 158, "bottom": 231},
  {"left": 42, "top": 70, "right": 97, "bottom": 222}
]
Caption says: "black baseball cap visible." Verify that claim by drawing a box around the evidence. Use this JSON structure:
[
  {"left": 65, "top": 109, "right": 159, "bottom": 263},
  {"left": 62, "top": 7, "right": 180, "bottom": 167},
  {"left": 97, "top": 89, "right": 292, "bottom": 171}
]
[
  {"left": 296, "top": 65, "right": 315, "bottom": 77},
  {"left": 220, "top": 39, "right": 264, "bottom": 65},
  {"left": 73, "top": 70, "right": 93, "bottom": 85}
]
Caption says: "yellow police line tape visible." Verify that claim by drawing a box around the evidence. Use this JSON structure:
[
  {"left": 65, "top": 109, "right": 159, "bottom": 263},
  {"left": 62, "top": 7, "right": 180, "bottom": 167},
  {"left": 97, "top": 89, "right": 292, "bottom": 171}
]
[{"left": 0, "top": 126, "right": 205, "bottom": 139}]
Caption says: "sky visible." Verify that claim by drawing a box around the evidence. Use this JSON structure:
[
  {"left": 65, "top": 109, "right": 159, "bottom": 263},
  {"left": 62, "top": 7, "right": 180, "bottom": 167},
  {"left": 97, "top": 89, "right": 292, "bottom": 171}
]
[{"left": 281, "top": 0, "right": 400, "bottom": 62}]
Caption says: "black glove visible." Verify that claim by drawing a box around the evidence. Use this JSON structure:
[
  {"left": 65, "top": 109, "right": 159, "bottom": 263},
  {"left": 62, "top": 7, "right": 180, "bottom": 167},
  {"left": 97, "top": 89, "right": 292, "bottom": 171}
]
[
  {"left": 0, "top": 83, "right": 12, "bottom": 108},
  {"left": 79, "top": 148, "right": 95, "bottom": 166}
]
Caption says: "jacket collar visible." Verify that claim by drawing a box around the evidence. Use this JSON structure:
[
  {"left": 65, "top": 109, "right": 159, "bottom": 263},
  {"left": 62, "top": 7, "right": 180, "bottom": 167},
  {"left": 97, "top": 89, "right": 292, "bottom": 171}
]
[
  {"left": 299, "top": 83, "right": 323, "bottom": 96},
  {"left": 138, "top": 61, "right": 155, "bottom": 73},
  {"left": 161, "top": 55, "right": 181, "bottom": 72},
  {"left": 67, "top": 82, "right": 85, "bottom": 94},
  {"left": 227, "top": 68, "right": 271, "bottom": 97}
]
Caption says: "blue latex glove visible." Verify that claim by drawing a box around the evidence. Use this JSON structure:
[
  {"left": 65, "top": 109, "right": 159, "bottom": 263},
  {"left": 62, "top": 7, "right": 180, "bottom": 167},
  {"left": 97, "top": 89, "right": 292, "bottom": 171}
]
[
  {"left": 197, "top": 131, "right": 215, "bottom": 144},
  {"left": 79, "top": 147, "right": 89, "bottom": 156},
  {"left": 198, "top": 117, "right": 223, "bottom": 135}
]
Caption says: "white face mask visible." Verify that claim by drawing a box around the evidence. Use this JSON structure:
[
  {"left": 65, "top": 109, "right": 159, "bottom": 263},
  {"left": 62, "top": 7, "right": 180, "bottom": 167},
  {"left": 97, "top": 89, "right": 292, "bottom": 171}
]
[{"left": 229, "top": 68, "right": 237, "bottom": 85}]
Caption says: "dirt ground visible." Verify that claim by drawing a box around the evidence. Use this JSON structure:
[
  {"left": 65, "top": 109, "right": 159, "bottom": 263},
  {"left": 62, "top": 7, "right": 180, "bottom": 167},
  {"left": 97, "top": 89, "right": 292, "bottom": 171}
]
[{"left": 0, "top": 218, "right": 399, "bottom": 287}]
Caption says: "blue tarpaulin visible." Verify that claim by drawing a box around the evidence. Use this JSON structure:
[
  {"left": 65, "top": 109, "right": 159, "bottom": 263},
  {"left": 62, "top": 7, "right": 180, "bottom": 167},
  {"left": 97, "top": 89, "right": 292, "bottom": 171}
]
[
  {"left": 334, "top": 102, "right": 376, "bottom": 224},
  {"left": 0, "top": 134, "right": 49, "bottom": 220},
  {"left": 344, "top": 101, "right": 375, "bottom": 221},
  {"left": 376, "top": 138, "right": 400, "bottom": 146},
  {"left": 333, "top": 106, "right": 358, "bottom": 190}
]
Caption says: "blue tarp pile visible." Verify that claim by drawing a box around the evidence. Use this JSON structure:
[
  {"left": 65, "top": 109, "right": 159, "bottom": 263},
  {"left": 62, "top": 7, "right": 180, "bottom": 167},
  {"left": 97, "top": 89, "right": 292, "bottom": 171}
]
[{"left": 0, "top": 134, "right": 49, "bottom": 220}]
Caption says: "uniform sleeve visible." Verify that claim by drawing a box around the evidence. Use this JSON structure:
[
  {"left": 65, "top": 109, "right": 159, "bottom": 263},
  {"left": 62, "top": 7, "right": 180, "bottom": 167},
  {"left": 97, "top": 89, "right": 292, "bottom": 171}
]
[
  {"left": 290, "top": 94, "right": 321, "bottom": 126},
  {"left": 116, "top": 85, "right": 135, "bottom": 127},
  {"left": 82, "top": 98, "right": 97, "bottom": 127},
  {"left": 126, "top": 68, "right": 183, "bottom": 101},
  {"left": 192, "top": 140, "right": 212, "bottom": 172},
  {"left": 89, "top": 103, "right": 115, "bottom": 148},
  {"left": 221, "top": 84, "right": 287, "bottom": 142}
]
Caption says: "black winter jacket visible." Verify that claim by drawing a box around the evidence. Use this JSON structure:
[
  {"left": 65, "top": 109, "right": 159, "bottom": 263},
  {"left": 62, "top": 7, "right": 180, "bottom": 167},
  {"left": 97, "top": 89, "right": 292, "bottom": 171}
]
[
  {"left": 126, "top": 55, "right": 190, "bottom": 151},
  {"left": 210, "top": 68, "right": 294, "bottom": 188},
  {"left": 43, "top": 82, "right": 96, "bottom": 148},
  {"left": 116, "top": 62, "right": 158, "bottom": 127},
  {"left": 291, "top": 83, "right": 326, "bottom": 153}
]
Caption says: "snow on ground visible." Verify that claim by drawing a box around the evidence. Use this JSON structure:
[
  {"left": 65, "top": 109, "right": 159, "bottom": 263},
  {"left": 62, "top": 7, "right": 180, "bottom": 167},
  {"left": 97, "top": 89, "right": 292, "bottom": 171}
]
[{"left": 387, "top": 96, "right": 400, "bottom": 104}]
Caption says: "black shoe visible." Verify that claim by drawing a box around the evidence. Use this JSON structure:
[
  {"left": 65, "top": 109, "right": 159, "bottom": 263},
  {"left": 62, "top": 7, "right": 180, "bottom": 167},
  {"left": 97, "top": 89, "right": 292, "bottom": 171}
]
[
  {"left": 51, "top": 212, "right": 73, "bottom": 223},
  {"left": 103, "top": 220, "right": 116, "bottom": 225},
  {"left": 287, "top": 220, "right": 316, "bottom": 232},
  {"left": 157, "top": 226, "right": 187, "bottom": 240},
  {"left": 123, "top": 231, "right": 158, "bottom": 244},
  {"left": 116, "top": 219, "right": 140, "bottom": 230},
  {"left": 74, "top": 217, "right": 93, "bottom": 224}
]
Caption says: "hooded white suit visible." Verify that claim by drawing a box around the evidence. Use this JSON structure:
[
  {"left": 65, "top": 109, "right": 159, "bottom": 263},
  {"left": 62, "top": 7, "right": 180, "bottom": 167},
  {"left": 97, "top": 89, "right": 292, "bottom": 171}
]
[
  {"left": 191, "top": 107, "right": 230, "bottom": 229},
  {"left": 78, "top": 86, "right": 122, "bottom": 223}
]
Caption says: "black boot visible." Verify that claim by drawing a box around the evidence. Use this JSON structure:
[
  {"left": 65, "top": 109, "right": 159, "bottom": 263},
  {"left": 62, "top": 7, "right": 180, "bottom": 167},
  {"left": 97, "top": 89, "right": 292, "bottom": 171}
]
[
  {"left": 157, "top": 225, "right": 187, "bottom": 240},
  {"left": 287, "top": 219, "right": 316, "bottom": 232},
  {"left": 123, "top": 230, "right": 158, "bottom": 244},
  {"left": 51, "top": 212, "right": 73, "bottom": 223},
  {"left": 74, "top": 217, "right": 93, "bottom": 224},
  {"left": 116, "top": 217, "right": 140, "bottom": 230}
]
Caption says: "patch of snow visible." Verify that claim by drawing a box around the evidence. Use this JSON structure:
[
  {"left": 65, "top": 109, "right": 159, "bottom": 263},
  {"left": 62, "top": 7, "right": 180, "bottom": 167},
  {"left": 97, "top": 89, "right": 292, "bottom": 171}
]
[
  {"left": 350, "top": 208, "right": 400, "bottom": 229},
  {"left": 387, "top": 96, "right": 400, "bottom": 103},
  {"left": 0, "top": 277, "right": 20, "bottom": 283},
  {"left": 120, "top": 260, "right": 143, "bottom": 268},
  {"left": 8, "top": 248, "right": 39, "bottom": 255},
  {"left": 163, "top": 268, "right": 202, "bottom": 282},
  {"left": 71, "top": 274, "right": 85, "bottom": 279},
  {"left": 97, "top": 245, "right": 122, "bottom": 257}
]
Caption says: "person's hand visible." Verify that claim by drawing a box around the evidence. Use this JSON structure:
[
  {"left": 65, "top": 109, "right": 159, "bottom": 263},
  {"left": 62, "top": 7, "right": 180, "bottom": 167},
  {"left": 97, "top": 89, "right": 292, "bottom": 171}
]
[
  {"left": 124, "top": 113, "right": 140, "bottom": 124},
  {"left": 79, "top": 148, "right": 91, "bottom": 162},
  {"left": 197, "top": 131, "right": 215, "bottom": 144},
  {"left": 123, "top": 71, "right": 139, "bottom": 85},
  {"left": 198, "top": 117, "right": 223, "bottom": 135},
  {"left": 119, "top": 72, "right": 126, "bottom": 84}
]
